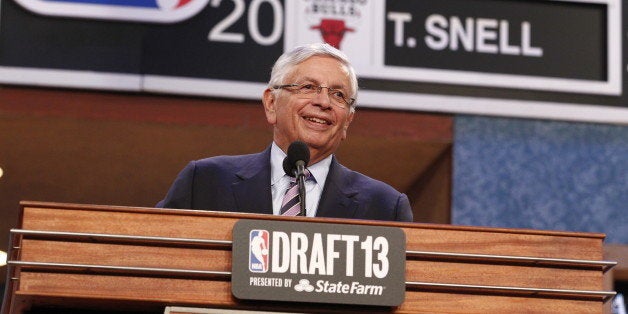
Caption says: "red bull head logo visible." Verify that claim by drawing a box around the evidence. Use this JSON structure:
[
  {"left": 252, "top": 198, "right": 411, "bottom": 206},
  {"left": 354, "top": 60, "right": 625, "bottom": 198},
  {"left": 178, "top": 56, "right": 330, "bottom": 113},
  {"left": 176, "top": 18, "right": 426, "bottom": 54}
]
[
  {"left": 310, "top": 19, "right": 354, "bottom": 49},
  {"left": 298, "top": 0, "right": 369, "bottom": 50}
]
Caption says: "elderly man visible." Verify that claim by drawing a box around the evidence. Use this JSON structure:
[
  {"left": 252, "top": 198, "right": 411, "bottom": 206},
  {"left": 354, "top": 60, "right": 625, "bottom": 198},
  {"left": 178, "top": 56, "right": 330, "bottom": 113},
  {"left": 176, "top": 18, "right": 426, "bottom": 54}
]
[{"left": 157, "top": 43, "right": 413, "bottom": 222}]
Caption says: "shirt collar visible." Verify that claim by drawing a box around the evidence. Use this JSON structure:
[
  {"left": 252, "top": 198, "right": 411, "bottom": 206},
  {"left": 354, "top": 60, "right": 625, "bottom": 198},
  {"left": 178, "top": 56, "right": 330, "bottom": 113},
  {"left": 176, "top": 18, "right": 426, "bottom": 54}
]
[{"left": 270, "top": 142, "right": 332, "bottom": 187}]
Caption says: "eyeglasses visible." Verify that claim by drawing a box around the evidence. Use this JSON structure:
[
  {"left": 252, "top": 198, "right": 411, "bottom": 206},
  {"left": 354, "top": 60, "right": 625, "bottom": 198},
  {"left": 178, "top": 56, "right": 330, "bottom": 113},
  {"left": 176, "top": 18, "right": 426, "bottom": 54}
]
[{"left": 273, "top": 83, "right": 355, "bottom": 109}]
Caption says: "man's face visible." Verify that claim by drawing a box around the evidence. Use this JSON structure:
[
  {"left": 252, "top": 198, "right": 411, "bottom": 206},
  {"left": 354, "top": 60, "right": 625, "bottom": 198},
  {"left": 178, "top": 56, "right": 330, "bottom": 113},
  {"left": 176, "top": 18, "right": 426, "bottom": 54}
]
[{"left": 263, "top": 56, "right": 354, "bottom": 164}]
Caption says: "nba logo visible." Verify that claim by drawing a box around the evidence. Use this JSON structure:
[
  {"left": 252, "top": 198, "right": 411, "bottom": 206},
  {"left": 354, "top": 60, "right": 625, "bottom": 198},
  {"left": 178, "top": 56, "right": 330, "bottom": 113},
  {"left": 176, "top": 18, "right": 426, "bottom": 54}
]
[
  {"left": 249, "top": 230, "right": 269, "bottom": 273},
  {"left": 14, "top": 0, "right": 209, "bottom": 23}
]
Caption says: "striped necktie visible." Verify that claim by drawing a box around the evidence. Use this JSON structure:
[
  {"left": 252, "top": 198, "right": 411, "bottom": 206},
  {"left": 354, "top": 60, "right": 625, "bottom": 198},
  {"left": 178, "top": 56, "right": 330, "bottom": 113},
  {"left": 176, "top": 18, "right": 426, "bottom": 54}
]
[{"left": 280, "top": 170, "right": 313, "bottom": 216}]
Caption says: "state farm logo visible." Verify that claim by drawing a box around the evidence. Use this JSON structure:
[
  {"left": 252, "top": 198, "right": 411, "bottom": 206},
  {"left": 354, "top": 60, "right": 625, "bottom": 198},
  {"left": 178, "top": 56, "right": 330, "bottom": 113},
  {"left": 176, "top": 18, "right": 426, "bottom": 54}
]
[
  {"left": 301, "top": 0, "right": 369, "bottom": 49},
  {"left": 294, "top": 279, "right": 315, "bottom": 292},
  {"left": 294, "top": 279, "right": 385, "bottom": 296}
]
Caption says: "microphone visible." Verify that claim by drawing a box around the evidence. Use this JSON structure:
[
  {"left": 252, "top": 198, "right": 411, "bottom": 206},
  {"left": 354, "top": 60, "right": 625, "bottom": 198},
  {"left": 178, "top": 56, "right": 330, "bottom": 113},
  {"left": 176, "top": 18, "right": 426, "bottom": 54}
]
[
  {"left": 283, "top": 141, "right": 310, "bottom": 177},
  {"left": 282, "top": 141, "right": 310, "bottom": 216}
]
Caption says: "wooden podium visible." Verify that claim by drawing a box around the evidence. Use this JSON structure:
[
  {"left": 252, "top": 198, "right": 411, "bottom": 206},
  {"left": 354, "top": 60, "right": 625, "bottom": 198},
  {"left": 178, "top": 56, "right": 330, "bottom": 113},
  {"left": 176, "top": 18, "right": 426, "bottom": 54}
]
[{"left": 1, "top": 201, "right": 616, "bottom": 313}]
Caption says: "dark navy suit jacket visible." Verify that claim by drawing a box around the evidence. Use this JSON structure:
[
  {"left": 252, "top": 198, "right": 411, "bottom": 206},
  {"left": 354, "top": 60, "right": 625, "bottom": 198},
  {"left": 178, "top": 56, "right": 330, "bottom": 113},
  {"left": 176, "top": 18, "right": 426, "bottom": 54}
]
[{"left": 157, "top": 146, "right": 413, "bottom": 222}]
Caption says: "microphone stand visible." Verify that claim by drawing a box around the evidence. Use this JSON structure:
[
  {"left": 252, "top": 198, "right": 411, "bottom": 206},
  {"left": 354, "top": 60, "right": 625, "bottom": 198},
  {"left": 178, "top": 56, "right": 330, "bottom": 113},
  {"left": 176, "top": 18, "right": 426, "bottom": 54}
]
[{"left": 294, "top": 160, "right": 307, "bottom": 217}]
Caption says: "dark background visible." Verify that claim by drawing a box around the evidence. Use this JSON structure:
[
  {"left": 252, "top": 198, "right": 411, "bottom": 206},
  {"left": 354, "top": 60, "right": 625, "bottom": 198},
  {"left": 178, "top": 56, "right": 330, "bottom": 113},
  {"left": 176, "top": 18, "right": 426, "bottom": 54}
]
[{"left": 385, "top": 0, "right": 606, "bottom": 80}]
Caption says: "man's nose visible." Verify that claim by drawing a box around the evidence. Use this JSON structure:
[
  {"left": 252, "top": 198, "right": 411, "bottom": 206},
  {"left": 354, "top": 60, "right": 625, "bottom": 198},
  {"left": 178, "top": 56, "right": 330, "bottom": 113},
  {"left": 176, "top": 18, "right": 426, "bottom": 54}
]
[{"left": 312, "top": 87, "right": 332, "bottom": 108}]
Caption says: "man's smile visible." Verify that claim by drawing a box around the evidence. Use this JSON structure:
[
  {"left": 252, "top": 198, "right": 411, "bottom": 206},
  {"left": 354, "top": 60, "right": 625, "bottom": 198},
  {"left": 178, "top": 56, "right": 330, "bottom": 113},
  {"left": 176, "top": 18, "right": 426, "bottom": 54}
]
[{"left": 303, "top": 114, "right": 332, "bottom": 125}]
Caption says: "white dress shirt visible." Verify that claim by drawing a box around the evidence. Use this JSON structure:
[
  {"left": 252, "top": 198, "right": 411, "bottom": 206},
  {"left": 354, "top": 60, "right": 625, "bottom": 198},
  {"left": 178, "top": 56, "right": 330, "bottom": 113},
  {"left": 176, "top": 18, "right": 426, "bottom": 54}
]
[{"left": 270, "top": 142, "right": 331, "bottom": 217}]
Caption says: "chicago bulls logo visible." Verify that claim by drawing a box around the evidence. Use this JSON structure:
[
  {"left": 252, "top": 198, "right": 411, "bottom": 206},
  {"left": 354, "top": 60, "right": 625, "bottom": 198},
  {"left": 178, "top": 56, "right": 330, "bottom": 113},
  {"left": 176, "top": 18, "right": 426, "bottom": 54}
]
[
  {"left": 300, "top": 0, "right": 368, "bottom": 50},
  {"left": 310, "top": 19, "right": 354, "bottom": 49}
]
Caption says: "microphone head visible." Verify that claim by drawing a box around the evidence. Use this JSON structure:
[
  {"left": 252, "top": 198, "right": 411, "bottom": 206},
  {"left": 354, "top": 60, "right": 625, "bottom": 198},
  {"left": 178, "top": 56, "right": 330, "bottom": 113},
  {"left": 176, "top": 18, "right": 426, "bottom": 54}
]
[{"left": 283, "top": 141, "right": 310, "bottom": 177}]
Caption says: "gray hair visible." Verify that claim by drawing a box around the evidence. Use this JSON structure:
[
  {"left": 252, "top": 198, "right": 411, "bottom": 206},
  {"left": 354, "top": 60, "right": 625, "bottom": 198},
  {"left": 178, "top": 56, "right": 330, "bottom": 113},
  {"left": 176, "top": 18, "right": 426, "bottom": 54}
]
[{"left": 268, "top": 43, "right": 358, "bottom": 110}]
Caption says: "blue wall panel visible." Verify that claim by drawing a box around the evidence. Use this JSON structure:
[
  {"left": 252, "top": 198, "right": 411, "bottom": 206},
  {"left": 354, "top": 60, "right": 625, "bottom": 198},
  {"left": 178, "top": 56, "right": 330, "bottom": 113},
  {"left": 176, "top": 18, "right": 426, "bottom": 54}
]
[{"left": 453, "top": 115, "right": 627, "bottom": 244}]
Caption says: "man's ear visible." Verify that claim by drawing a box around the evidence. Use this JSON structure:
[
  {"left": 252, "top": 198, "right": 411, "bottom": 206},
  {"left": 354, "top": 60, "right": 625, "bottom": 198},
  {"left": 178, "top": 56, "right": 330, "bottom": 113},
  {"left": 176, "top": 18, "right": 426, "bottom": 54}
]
[
  {"left": 341, "top": 111, "right": 355, "bottom": 140},
  {"left": 262, "top": 88, "right": 277, "bottom": 125}
]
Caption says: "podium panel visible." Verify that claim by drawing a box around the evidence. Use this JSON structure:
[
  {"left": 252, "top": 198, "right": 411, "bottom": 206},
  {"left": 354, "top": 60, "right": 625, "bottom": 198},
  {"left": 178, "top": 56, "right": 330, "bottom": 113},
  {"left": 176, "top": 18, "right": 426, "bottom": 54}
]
[{"left": 2, "top": 201, "right": 616, "bottom": 313}]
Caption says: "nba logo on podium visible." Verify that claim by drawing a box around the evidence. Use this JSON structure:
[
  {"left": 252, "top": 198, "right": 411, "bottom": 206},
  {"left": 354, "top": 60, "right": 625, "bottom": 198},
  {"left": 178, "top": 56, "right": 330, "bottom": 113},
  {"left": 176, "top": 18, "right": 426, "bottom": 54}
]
[{"left": 249, "top": 230, "right": 269, "bottom": 273}]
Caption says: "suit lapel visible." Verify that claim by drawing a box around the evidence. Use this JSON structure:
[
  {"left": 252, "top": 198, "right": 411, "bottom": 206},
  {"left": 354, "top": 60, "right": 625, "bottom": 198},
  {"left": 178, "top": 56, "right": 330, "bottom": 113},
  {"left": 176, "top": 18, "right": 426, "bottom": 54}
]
[
  {"left": 316, "top": 158, "right": 359, "bottom": 219},
  {"left": 232, "top": 147, "right": 273, "bottom": 215}
]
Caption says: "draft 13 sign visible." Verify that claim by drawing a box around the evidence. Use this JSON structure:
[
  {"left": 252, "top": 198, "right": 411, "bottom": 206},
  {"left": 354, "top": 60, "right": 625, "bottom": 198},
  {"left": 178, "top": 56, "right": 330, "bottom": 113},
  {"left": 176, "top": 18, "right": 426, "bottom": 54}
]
[{"left": 231, "top": 219, "right": 406, "bottom": 307}]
